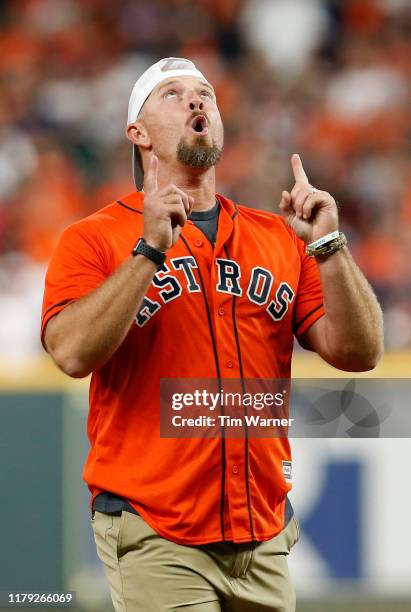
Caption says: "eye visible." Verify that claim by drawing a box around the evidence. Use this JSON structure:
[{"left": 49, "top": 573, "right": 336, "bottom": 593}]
[
  {"left": 164, "top": 90, "right": 177, "bottom": 99},
  {"left": 201, "top": 90, "right": 212, "bottom": 98}
]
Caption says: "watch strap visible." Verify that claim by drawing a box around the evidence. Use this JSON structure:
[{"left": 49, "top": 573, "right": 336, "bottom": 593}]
[{"left": 132, "top": 238, "right": 166, "bottom": 266}]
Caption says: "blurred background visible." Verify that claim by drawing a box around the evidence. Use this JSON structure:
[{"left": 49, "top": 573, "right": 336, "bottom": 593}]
[{"left": 0, "top": 0, "right": 410, "bottom": 610}]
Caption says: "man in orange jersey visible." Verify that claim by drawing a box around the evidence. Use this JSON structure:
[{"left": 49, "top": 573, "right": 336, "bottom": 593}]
[{"left": 42, "top": 58, "right": 383, "bottom": 611}]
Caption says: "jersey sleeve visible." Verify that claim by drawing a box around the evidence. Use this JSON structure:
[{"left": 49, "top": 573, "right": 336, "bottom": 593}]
[
  {"left": 41, "top": 222, "right": 111, "bottom": 348},
  {"left": 292, "top": 241, "right": 325, "bottom": 344}
]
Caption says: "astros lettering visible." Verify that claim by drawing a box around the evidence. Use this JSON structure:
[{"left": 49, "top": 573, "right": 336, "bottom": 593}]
[{"left": 136, "top": 257, "right": 295, "bottom": 327}]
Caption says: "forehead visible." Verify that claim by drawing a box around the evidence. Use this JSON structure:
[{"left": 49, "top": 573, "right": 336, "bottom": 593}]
[
  {"left": 139, "top": 75, "right": 216, "bottom": 118},
  {"left": 152, "top": 75, "right": 215, "bottom": 96}
]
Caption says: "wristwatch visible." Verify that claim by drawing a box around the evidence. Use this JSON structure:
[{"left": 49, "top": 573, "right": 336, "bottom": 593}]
[{"left": 132, "top": 237, "right": 167, "bottom": 267}]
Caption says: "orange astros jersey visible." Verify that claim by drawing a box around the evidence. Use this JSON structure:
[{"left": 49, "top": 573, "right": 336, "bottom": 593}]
[{"left": 41, "top": 191, "right": 325, "bottom": 545}]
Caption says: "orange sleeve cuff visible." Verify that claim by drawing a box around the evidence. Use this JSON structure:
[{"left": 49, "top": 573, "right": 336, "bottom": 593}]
[
  {"left": 294, "top": 303, "right": 325, "bottom": 338},
  {"left": 40, "top": 299, "right": 75, "bottom": 350}
]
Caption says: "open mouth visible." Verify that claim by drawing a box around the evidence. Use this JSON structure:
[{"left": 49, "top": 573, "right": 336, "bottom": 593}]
[{"left": 190, "top": 115, "right": 208, "bottom": 135}]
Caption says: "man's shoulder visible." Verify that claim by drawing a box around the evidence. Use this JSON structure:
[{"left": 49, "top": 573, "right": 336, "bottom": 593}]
[
  {"left": 63, "top": 192, "right": 144, "bottom": 237},
  {"left": 236, "top": 202, "right": 282, "bottom": 222},
  {"left": 233, "top": 201, "right": 297, "bottom": 239}
]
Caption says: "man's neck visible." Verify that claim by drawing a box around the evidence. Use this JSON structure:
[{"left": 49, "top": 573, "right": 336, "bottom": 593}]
[{"left": 145, "top": 164, "right": 217, "bottom": 212}]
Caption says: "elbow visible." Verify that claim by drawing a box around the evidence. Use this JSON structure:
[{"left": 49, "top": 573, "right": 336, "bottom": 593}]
[
  {"left": 61, "top": 361, "right": 92, "bottom": 379},
  {"left": 327, "top": 343, "right": 384, "bottom": 372},
  {"left": 319, "top": 316, "right": 385, "bottom": 372},
  {"left": 347, "top": 353, "right": 381, "bottom": 372},
  {"left": 44, "top": 318, "right": 93, "bottom": 378},
  {"left": 51, "top": 347, "right": 92, "bottom": 379},
  {"left": 354, "top": 333, "right": 385, "bottom": 371},
  {"left": 361, "top": 345, "right": 384, "bottom": 371}
]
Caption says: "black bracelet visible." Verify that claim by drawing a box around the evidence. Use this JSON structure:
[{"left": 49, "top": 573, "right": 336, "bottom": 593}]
[{"left": 132, "top": 238, "right": 166, "bottom": 267}]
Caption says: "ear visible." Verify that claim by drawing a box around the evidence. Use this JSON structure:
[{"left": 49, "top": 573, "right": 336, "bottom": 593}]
[{"left": 126, "top": 120, "right": 151, "bottom": 150}]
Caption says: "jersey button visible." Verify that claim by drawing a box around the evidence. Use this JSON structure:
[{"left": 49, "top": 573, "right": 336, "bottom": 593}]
[
  {"left": 194, "top": 239, "right": 203, "bottom": 247},
  {"left": 232, "top": 465, "right": 239, "bottom": 475},
  {"left": 226, "top": 360, "right": 233, "bottom": 368},
  {"left": 218, "top": 307, "right": 225, "bottom": 316}
]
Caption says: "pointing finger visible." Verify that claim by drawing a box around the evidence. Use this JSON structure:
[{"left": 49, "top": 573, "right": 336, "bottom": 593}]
[
  {"left": 291, "top": 154, "right": 309, "bottom": 186},
  {"left": 145, "top": 154, "right": 158, "bottom": 194}
]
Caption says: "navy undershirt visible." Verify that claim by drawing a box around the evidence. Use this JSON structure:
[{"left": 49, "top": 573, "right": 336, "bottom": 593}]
[{"left": 188, "top": 200, "right": 220, "bottom": 245}]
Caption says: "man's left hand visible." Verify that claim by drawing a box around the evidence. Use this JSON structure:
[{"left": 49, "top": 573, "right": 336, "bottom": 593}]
[{"left": 279, "top": 154, "right": 339, "bottom": 244}]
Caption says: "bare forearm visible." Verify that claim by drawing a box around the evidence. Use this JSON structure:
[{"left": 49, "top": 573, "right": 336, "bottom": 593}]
[
  {"left": 317, "top": 247, "right": 384, "bottom": 370},
  {"left": 45, "top": 255, "right": 157, "bottom": 377}
]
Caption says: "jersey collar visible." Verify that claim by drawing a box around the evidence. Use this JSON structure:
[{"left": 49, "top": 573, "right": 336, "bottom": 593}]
[{"left": 118, "top": 191, "right": 238, "bottom": 220}]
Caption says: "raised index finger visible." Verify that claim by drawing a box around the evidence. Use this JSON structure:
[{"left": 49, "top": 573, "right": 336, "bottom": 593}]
[
  {"left": 145, "top": 154, "right": 158, "bottom": 194},
  {"left": 291, "top": 153, "right": 309, "bottom": 185}
]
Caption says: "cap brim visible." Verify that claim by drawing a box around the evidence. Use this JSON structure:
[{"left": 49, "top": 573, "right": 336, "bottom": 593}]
[{"left": 132, "top": 144, "right": 144, "bottom": 191}]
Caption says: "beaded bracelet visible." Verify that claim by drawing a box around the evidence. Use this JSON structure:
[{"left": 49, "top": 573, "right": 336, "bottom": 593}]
[{"left": 306, "top": 232, "right": 347, "bottom": 258}]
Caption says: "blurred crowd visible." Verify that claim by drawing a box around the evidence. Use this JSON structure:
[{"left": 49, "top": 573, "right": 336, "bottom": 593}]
[{"left": 1, "top": 0, "right": 411, "bottom": 357}]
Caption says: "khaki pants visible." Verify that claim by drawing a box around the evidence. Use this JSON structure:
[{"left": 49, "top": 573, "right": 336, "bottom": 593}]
[{"left": 91, "top": 510, "right": 300, "bottom": 612}]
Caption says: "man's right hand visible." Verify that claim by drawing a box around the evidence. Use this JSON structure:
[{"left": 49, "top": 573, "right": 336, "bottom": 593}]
[{"left": 143, "top": 155, "right": 194, "bottom": 252}]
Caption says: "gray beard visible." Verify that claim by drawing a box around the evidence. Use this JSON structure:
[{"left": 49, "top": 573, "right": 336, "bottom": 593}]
[{"left": 177, "top": 137, "right": 222, "bottom": 169}]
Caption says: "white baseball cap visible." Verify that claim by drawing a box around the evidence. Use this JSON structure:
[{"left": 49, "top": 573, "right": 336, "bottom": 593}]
[{"left": 127, "top": 57, "right": 210, "bottom": 190}]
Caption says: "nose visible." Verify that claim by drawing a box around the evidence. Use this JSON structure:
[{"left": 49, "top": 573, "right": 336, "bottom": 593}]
[{"left": 187, "top": 91, "right": 204, "bottom": 112}]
